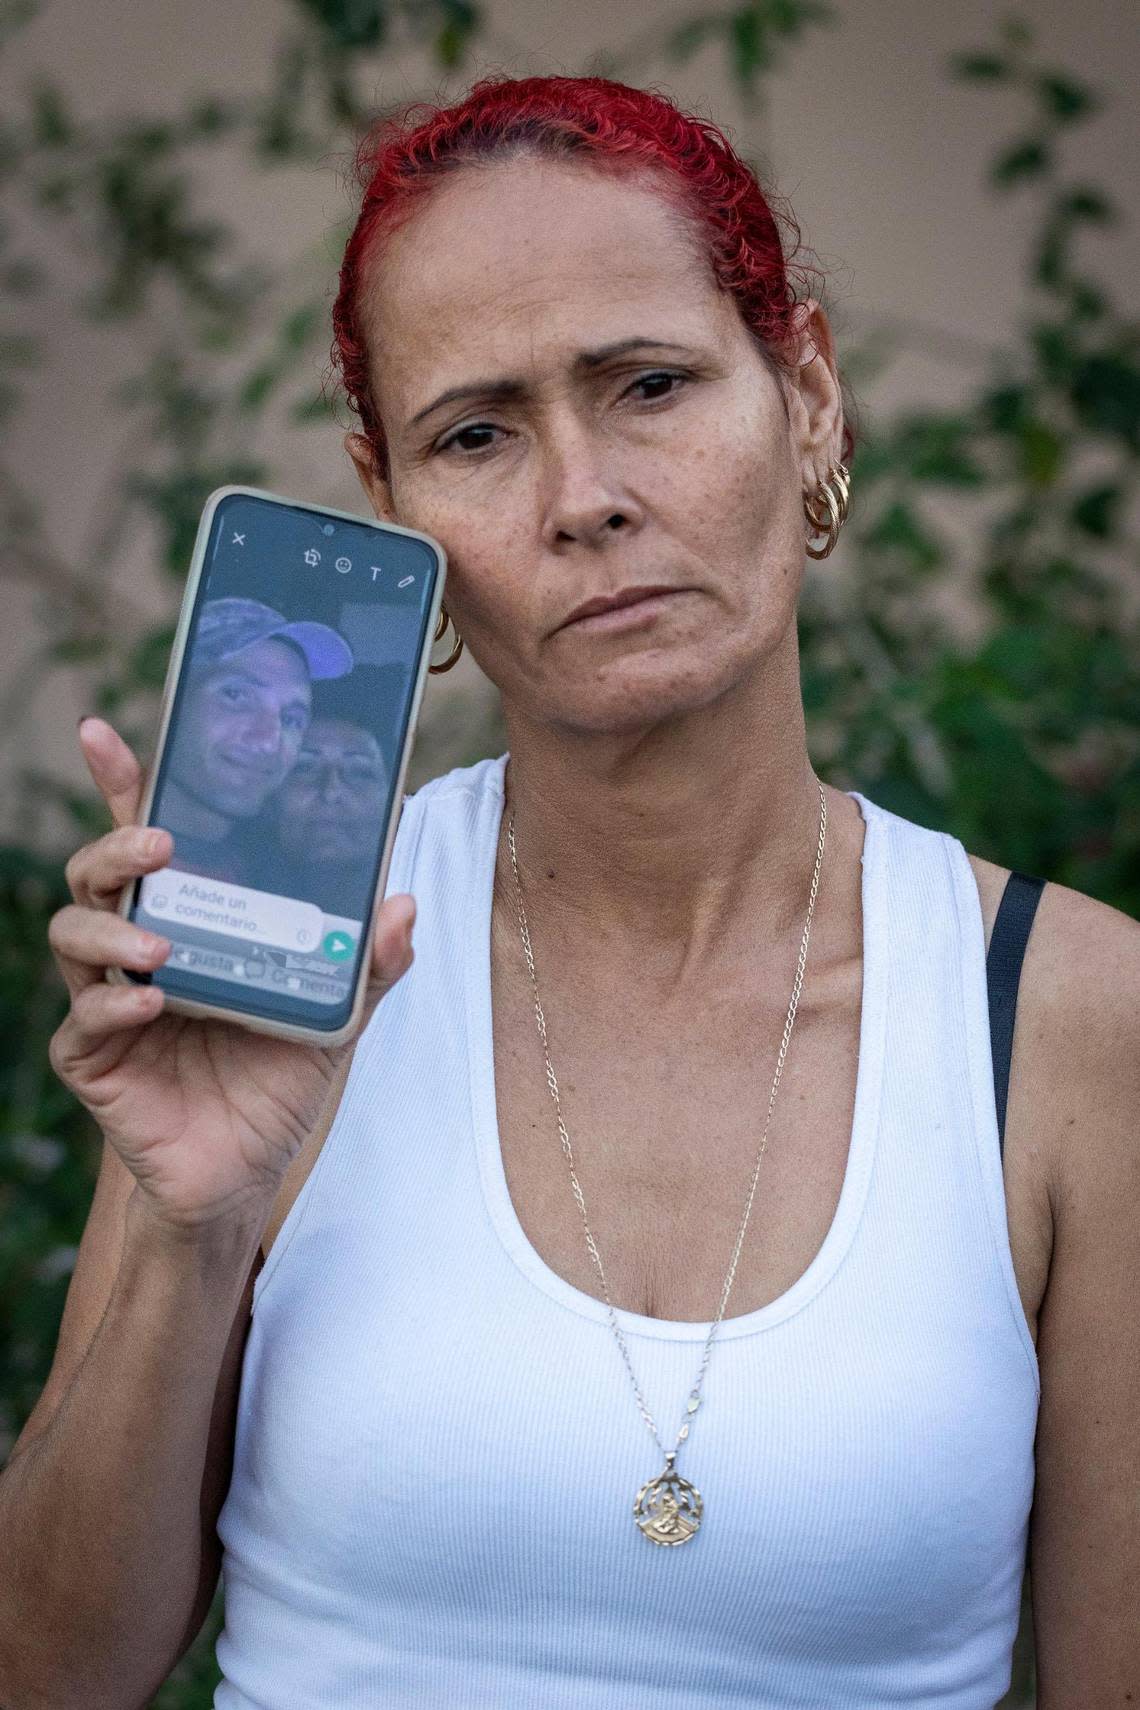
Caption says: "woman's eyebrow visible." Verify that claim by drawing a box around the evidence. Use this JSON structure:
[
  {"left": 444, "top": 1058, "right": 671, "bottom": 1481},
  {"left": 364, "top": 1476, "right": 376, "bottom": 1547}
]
[
  {"left": 408, "top": 376, "right": 521, "bottom": 430},
  {"left": 406, "top": 338, "right": 698, "bottom": 429}
]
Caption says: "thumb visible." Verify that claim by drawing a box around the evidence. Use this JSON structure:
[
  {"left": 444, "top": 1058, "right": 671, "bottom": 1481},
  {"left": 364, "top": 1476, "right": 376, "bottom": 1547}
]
[
  {"left": 78, "top": 717, "right": 145, "bottom": 830},
  {"left": 357, "top": 892, "right": 416, "bottom": 1031}
]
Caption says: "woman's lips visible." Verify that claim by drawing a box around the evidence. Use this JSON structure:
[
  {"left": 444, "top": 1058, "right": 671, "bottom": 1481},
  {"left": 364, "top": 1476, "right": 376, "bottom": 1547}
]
[{"left": 562, "top": 589, "right": 688, "bottom": 634}]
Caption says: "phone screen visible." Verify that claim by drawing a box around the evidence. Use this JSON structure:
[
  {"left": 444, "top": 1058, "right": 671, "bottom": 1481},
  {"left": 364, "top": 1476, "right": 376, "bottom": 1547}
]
[{"left": 127, "top": 490, "right": 442, "bottom": 1033}]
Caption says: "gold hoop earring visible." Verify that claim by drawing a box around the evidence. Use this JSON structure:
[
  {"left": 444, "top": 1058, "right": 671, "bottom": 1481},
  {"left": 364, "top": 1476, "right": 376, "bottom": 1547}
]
[
  {"left": 428, "top": 604, "right": 464, "bottom": 673},
  {"left": 803, "top": 460, "right": 851, "bottom": 559}
]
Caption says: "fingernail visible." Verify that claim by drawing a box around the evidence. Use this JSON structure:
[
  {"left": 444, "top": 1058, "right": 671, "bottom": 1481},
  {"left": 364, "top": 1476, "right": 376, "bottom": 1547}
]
[
  {"left": 78, "top": 715, "right": 97, "bottom": 735},
  {"left": 145, "top": 828, "right": 168, "bottom": 856}
]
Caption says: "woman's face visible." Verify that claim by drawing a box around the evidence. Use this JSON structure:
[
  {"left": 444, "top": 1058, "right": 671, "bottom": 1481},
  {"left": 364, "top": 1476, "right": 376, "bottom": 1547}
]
[{"left": 347, "top": 155, "right": 843, "bottom": 737}]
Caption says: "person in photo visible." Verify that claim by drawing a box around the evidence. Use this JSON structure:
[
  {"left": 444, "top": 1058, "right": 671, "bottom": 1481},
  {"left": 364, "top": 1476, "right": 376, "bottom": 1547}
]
[{"left": 158, "top": 595, "right": 354, "bottom": 885}]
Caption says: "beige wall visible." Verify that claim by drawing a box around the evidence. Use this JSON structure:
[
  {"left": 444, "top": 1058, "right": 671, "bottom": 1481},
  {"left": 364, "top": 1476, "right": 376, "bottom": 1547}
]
[{"left": 3, "top": 0, "right": 1136, "bottom": 836}]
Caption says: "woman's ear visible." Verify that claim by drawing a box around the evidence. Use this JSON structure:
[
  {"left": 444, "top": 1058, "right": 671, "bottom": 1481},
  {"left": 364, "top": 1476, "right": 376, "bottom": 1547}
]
[
  {"left": 344, "top": 431, "right": 397, "bottom": 522},
  {"left": 783, "top": 301, "right": 844, "bottom": 496}
]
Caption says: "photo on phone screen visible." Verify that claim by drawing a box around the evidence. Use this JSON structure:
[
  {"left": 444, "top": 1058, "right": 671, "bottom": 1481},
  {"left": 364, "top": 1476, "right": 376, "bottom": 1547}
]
[{"left": 126, "top": 489, "right": 443, "bottom": 1034}]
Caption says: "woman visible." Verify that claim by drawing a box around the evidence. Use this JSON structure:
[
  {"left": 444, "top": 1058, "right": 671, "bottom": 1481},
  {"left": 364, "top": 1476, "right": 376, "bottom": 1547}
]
[{"left": 2, "top": 75, "right": 1136, "bottom": 1709}]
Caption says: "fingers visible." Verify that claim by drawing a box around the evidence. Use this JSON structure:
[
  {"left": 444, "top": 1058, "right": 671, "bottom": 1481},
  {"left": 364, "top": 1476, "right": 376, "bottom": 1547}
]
[
  {"left": 49, "top": 904, "right": 170, "bottom": 997},
  {"left": 78, "top": 717, "right": 145, "bottom": 830},
  {"left": 65, "top": 822, "right": 172, "bottom": 910},
  {"left": 55, "top": 775, "right": 172, "bottom": 997},
  {"left": 49, "top": 980, "right": 165, "bottom": 1088}
]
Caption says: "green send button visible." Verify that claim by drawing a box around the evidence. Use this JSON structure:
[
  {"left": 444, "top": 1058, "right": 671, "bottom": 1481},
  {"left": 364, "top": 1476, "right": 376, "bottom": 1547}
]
[{"left": 322, "top": 929, "right": 356, "bottom": 963}]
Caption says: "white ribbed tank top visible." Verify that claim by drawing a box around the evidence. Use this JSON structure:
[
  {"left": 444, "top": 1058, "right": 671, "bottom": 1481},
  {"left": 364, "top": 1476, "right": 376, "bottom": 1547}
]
[{"left": 214, "top": 753, "right": 1040, "bottom": 1708}]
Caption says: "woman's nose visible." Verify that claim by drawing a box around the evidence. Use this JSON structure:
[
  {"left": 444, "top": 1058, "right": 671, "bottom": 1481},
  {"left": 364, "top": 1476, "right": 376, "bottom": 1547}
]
[{"left": 539, "top": 418, "right": 644, "bottom": 550}]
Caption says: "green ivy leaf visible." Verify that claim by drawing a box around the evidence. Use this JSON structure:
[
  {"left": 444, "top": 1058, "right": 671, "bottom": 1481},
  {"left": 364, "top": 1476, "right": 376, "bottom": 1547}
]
[
  {"left": 1065, "top": 278, "right": 1107, "bottom": 322},
  {"left": 184, "top": 98, "right": 236, "bottom": 139},
  {"left": 1060, "top": 185, "right": 1115, "bottom": 224},
  {"left": 1017, "top": 419, "right": 1065, "bottom": 486},
  {"left": 893, "top": 413, "right": 986, "bottom": 485},
  {"left": 128, "top": 625, "right": 178, "bottom": 690},
  {"left": 1070, "top": 353, "right": 1140, "bottom": 450},
  {"left": 730, "top": 6, "right": 770, "bottom": 89},
  {"left": 28, "top": 79, "right": 72, "bottom": 148},
  {"left": 667, "top": 17, "right": 721, "bottom": 60},
  {"left": 977, "top": 622, "right": 1055, "bottom": 697},
  {"left": 990, "top": 138, "right": 1051, "bottom": 188},
  {"left": 1028, "top": 319, "right": 1078, "bottom": 387},
  {"left": 1069, "top": 484, "right": 1122, "bottom": 539},
  {"left": 980, "top": 383, "right": 1032, "bottom": 435},
  {"left": 434, "top": 1, "right": 480, "bottom": 69},
  {"left": 1031, "top": 215, "right": 1068, "bottom": 291},
  {"left": 1035, "top": 72, "right": 1097, "bottom": 123},
  {"left": 861, "top": 499, "right": 944, "bottom": 572},
  {"left": 290, "top": 391, "right": 338, "bottom": 423},
  {"left": 295, "top": 0, "right": 388, "bottom": 51},
  {"left": 281, "top": 300, "right": 324, "bottom": 350},
  {"left": 237, "top": 364, "right": 280, "bottom": 412},
  {"left": 48, "top": 635, "right": 108, "bottom": 665},
  {"left": 947, "top": 51, "right": 1010, "bottom": 81},
  {"left": 998, "top": 16, "right": 1034, "bottom": 50}
]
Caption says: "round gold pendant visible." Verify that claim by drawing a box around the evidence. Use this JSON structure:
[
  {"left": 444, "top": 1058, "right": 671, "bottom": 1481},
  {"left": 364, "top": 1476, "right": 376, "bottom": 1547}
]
[{"left": 634, "top": 1459, "right": 703, "bottom": 1545}]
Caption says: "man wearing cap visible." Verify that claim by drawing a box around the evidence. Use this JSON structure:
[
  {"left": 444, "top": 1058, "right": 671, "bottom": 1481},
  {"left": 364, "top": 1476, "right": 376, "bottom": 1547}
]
[{"left": 156, "top": 596, "right": 354, "bottom": 886}]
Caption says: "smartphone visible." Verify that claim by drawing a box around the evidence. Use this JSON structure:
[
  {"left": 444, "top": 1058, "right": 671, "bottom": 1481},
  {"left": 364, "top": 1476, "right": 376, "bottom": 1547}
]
[{"left": 110, "top": 484, "right": 447, "bottom": 1045}]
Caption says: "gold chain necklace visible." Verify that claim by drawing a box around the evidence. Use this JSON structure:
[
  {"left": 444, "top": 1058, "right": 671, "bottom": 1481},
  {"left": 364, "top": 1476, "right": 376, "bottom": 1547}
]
[{"left": 505, "top": 779, "right": 827, "bottom": 1545}]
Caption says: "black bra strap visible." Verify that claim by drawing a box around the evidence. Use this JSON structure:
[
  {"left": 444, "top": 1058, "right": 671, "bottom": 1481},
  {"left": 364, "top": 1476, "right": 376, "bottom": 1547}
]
[{"left": 986, "top": 872, "right": 1046, "bottom": 1163}]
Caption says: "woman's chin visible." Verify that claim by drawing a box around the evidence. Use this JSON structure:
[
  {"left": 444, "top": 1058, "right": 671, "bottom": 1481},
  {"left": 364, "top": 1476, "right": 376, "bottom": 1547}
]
[{"left": 545, "top": 655, "right": 741, "bottom": 737}]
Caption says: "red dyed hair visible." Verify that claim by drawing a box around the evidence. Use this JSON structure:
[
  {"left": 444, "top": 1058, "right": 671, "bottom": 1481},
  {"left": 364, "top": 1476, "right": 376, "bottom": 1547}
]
[{"left": 329, "top": 74, "right": 856, "bottom": 476}]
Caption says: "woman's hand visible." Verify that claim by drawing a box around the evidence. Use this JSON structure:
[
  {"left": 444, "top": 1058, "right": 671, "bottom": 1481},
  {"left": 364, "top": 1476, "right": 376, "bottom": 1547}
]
[{"left": 47, "top": 717, "right": 416, "bottom": 1235}]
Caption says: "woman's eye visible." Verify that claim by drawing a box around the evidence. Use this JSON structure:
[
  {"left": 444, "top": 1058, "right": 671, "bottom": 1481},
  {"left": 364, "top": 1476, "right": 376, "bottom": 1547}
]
[
  {"left": 627, "top": 370, "right": 687, "bottom": 403},
  {"left": 437, "top": 422, "right": 502, "bottom": 456}
]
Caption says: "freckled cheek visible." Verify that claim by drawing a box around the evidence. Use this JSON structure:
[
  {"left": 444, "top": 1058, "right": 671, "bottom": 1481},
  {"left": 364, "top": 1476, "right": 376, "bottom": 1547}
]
[
  {"left": 680, "top": 446, "right": 793, "bottom": 556},
  {"left": 640, "top": 419, "right": 762, "bottom": 525},
  {"left": 447, "top": 555, "right": 539, "bottom": 649},
  {"left": 421, "top": 498, "right": 538, "bottom": 629}
]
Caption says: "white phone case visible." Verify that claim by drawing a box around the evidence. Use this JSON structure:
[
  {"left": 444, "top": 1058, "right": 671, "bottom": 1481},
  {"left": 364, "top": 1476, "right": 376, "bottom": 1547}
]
[{"left": 107, "top": 483, "right": 447, "bottom": 1046}]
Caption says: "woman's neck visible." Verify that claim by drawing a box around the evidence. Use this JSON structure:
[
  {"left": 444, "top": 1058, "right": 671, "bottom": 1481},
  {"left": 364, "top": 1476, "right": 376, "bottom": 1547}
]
[{"left": 497, "top": 635, "right": 842, "bottom": 986}]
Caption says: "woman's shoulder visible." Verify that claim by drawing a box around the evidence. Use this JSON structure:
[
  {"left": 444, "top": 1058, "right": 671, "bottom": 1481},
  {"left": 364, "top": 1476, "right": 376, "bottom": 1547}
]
[
  {"left": 995, "top": 869, "right": 1139, "bottom": 1672},
  {"left": 972, "top": 852, "right": 1138, "bottom": 1270},
  {"left": 392, "top": 751, "right": 505, "bottom": 854},
  {"left": 401, "top": 750, "right": 507, "bottom": 819},
  {"left": 383, "top": 749, "right": 507, "bottom": 907}
]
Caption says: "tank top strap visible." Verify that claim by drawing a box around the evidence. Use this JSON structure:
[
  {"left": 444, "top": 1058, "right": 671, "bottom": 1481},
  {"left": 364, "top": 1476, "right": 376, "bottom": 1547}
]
[{"left": 986, "top": 871, "right": 1047, "bottom": 1161}]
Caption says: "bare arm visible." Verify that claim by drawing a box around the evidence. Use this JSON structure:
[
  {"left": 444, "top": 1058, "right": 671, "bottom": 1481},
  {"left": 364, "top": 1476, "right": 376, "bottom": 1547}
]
[
  {"left": 0, "top": 1188, "right": 264, "bottom": 1710},
  {"left": 0, "top": 719, "right": 407, "bottom": 1709},
  {"left": 1027, "top": 885, "right": 1140, "bottom": 1706}
]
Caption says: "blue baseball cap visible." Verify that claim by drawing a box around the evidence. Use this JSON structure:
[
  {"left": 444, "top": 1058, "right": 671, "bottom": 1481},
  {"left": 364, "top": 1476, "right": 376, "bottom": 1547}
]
[{"left": 193, "top": 597, "right": 354, "bottom": 681}]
